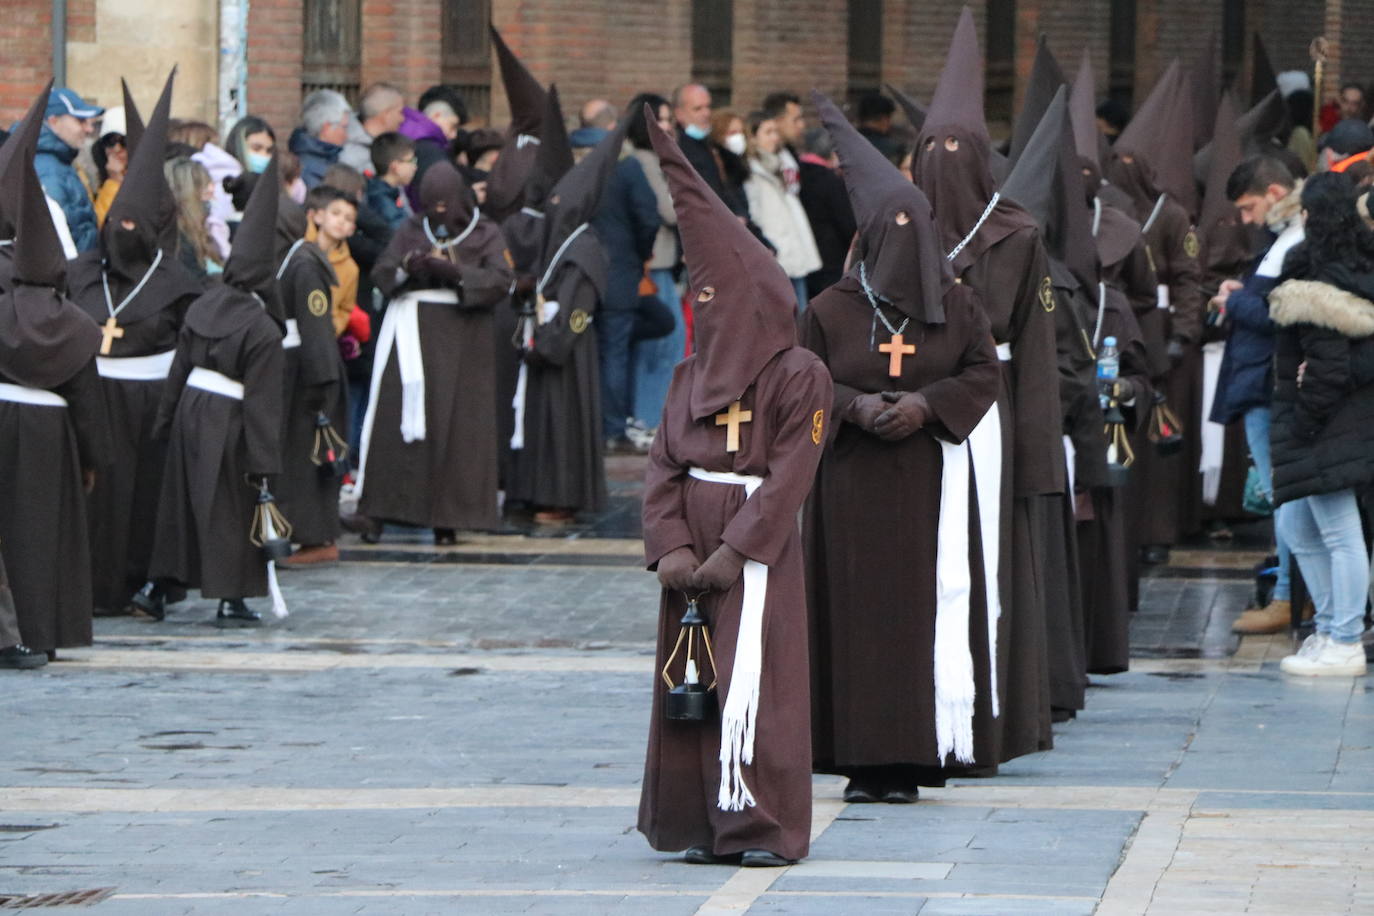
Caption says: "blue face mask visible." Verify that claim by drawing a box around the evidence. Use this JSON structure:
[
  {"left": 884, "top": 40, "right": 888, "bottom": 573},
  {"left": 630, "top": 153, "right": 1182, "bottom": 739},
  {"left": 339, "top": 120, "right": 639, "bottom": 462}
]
[
  {"left": 684, "top": 124, "right": 709, "bottom": 142},
  {"left": 246, "top": 151, "right": 271, "bottom": 174},
  {"left": 205, "top": 259, "right": 224, "bottom": 276}
]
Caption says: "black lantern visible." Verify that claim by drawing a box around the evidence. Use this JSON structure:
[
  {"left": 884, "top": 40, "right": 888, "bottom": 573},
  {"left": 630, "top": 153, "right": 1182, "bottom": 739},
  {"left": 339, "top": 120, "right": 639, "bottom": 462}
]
[
  {"left": 1103, "top": 398, "right": 1136, "bottom": 488},
  {"left": 311, "top": 412, "right": 351, "bottom": 481},
  {"left": 250, "top": 480, "right": 294, "bottom": 561},
  {"left": 1148, "top": 391, "right": 1185, "bottom": 456},
  {"left": 661, "top": 596, "right": 718, "bottom": 722}
]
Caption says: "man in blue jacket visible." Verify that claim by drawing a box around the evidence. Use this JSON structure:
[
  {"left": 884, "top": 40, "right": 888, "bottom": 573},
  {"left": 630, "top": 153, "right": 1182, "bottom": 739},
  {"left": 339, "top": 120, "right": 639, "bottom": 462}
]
[
  {"left": 1212, "top": 155, "right": 1304, "bottom": 634},
  {"left": 34, "top": 88, "right": 102, "bottom": 253}
]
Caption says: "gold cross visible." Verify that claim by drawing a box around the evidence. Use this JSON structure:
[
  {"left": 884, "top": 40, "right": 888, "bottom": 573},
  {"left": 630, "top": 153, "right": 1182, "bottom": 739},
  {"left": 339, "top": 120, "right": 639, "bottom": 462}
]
[
  {"left": 714, "top": 400, "right": 753, "bottom": 453},
  {"left": 100, "top": 315, "right": 124, "bottom": 356},
  {"left": 878, "top": 332, "right": 916, "bottom": 377}
]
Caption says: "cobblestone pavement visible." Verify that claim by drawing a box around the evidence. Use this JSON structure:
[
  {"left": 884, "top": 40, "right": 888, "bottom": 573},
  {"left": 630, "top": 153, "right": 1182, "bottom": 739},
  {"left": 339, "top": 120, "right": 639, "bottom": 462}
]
[{"left": 3, "top": 512, "right": 1373, "bottom": 914}]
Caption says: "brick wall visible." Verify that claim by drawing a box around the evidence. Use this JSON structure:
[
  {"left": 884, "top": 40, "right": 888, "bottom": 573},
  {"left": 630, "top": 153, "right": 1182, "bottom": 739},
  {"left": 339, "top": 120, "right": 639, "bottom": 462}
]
[
  {"left": 0, "top": 0, "right": 52, "bottom": 126},
  {"left": 247, "top": 0, "right": 305, "bottom": 136},
  {"left": 361, "top": 0, "right": 443, "bottom": 109}
]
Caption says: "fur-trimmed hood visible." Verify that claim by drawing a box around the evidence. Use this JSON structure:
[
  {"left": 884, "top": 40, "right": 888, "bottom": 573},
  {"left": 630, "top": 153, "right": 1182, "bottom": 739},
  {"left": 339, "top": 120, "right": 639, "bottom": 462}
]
[
  {"left": 1269, "top": 278, "right": 1374, "bottom": 337},
  {"left": 1266, "top": 180, "right": 1304, "bottom": 233}
]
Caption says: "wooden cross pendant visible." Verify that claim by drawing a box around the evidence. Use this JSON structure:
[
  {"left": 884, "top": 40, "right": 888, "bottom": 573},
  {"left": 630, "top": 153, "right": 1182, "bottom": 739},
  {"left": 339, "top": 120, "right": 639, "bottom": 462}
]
[
  {"left": 878, "top": 332, "right": 916, "bottom": 377},
  {"left": 714, "top": 400, "right": 753, "bottom": 453},
  {"left": 99, "top": 315, "right": 124, "bottom": 356}
]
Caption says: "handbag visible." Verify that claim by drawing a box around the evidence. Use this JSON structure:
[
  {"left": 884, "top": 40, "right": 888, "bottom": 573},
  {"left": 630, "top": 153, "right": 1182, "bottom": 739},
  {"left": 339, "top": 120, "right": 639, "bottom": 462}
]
[{"left": 1242, "top": 463, "right": 1274, "bottom": 517}]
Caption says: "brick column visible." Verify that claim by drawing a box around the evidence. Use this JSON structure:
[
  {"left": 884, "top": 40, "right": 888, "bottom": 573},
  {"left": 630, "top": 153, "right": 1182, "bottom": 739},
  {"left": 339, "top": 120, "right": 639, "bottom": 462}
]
[
  {"left": 361, "top": 0, "right": 443, "bottom": 106},
  {"left": 247, "top": 0, "right": 304, "bottom": 135},
  {"left": 0, "top": 0, "right": 52, "bottom": 124}
]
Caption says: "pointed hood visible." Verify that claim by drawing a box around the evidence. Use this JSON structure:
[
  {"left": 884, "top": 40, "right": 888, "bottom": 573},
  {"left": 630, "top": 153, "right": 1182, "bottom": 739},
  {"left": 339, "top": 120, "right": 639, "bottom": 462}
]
[
  {"left": 120, "top": 77, "right": 146, "bottom": 154},
  {"left": 0, "top": 82, "right": 102, "bottom": 389},
  {"left": 814, "top": 90, "right": 949, "bottom": 324},
  {"left": 0, "top": 82, "right": 51, "bottom": 252},
  {"left": 1190, "top": 32, "right": 1219, "bottom": 151},
  {"left": 223, "top": 153, "right": 282, "bottom": 309},
  {"left": 103, "top": 68, "right": 178, "bottom": 281},
  {"left": 484, "top": 27, "right": 551, "bottom": 222},
  {"left": 885, "top": 83, "right": 926, "bottom": 134},
  {"left": 420, "top": 160, "right": 478, "bottom": 237},
  {"left": 1109, "top": 60, "right": 1198, "bottom": 218},
  {"left": 1002, "top": 87, "right": 1097, "bottom": 294},
  {"left": 646, "top": 105, "right": 796, "bottom": 421},
  {"left": 1252, "top": 33, "right": 1277, "bottom": 107},
  {"left": 539, "top": 119, "right": 623, "bottom": 274},
  {"left": 924, "top": 7, "right": 989, "bottom": 145},
  {"left": 1008, "top": 35, "right": 1066, "bottom": 167},
  {"left": 1197, "top": 90, "right": 1252, "bottom": 273},
  {"left": 1237, "top": 88, "right": 1289, "bottom": 150},
  {"left": 502, "top": 84, "right": 574, "bottom": 274}
]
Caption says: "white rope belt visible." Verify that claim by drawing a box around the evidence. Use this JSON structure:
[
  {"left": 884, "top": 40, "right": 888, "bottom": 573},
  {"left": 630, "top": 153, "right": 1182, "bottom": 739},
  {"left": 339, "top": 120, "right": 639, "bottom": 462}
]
[
  {"left": 97, "top": 349, "right": 176, "bottom": 381},
  {"left": 686, "top": 466, "right": 767, "bottom": 811},
  {"left": 995, "top": 342, "right": 1012, "bottom": 362},
  {"left": 186, "top": 366, "right": 244, "bottom": 400},
  {"left": 0, "top": 382, "right": 67, "bottom": 407},
  {"left": 282, "top": 318, "right": 301, "bottom": 350}
]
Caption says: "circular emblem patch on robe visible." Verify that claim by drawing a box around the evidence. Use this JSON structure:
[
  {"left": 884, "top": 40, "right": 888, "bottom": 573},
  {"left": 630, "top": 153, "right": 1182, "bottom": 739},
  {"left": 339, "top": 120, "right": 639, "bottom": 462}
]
[
  {"left": 308, "top": 289, "right": 330, "bottom": 318},
  {"left": 1183, "top": 230, "right": 1201, "bottom": 259},
  {"left": 1039, "top": 276, "right": 1055, "bottom": 312},
  {"left": 569, "top": 309, "right": 591, "bottom": 334}
]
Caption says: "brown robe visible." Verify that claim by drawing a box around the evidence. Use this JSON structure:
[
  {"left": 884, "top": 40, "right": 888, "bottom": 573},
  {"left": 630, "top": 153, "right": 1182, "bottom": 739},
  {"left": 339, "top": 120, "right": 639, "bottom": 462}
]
[
  {"left": 148, "top": 295, "right": 285, "bottom": 599},
  {"left": 0, "top": 553, "right": 19, "bottom": 648},
  {"left": 274, "top": 244, "right": 347, "bottom": 545},
  {"left": 0, "top": 362, "right": 108, "bottom": 651},
  {"left": 359, "top": 217, "right": 512, "bottom": 530},
  {"left": 959, "top": 225, "right": 1063, "bottom": 763},
  {"left": 639, "top": 347, "right": 830, "bottom": 861},
  {"left": 804, "top": 276, "right": 1001, "bottom": 781},
  {"left": 507, "top": 233, "right": 607, "bottom": 513}
]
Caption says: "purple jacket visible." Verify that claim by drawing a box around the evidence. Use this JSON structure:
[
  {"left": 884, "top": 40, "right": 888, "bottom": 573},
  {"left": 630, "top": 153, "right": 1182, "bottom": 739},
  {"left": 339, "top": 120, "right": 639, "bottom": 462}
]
[{"left": 398, "top": 107, "right": 452, "bottom": 210}]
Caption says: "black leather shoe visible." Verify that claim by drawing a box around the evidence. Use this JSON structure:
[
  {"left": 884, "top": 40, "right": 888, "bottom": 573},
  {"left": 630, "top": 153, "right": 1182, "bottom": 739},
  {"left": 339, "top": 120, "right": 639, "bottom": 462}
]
[
  {"left": 215, "top": 599, "right": 262, "bottom": 628},
  {"left": 843, "top": 779, "right": 880, "bottom": 803},
  {"left": 0, "top": 644, "right": 48, "bottom": 669},
  {"left": 741, "top": 849, "right": 797, "bottom": 867},
  {"left": 683, "top": 845, "right": 741, "bottom": 865},
  {"left": 433, "top": 528, "right": 458, "bottom": 546},
  {"left": 130, "top": 582, "right": 166, "bottom": 621},
  {"left": 1141, "top": 545, "right": 1170, "bottom": 566},
  {"left": 880, "top": 786, "right": 919, "bottom": 804}
]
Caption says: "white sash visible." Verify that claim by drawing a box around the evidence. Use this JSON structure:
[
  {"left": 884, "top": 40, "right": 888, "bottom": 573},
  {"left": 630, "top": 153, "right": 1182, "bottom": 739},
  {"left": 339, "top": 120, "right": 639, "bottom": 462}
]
[
  {"left": 1199, "top": 340, "right": 1226, "bottom": 505},
  {"left": 995, "top": 342, "right": 1012, "bottom": 362},
  {"left": 1063, "top": 434, "right": 1076, "bottom": 501},
  {"left": 281, "top": 318, "right": 301, "bottom": 350},
  {"left": 96, "top": 349, "right": 176, "bottom": 381},
  {"left": 353, "top": 288, "right": 458, "bottom": 499},
  {"left": 686, "top": 467, "right": 767, "bottom": 812},
  {"left": 0, "top": 382, "right": 66, "bottom": 407},
  {"left": 186, "top": 366, "right": 244, "bottom": 400},
  {"left": 936, "top": 405, "right": 1002, "bottom": 764}
]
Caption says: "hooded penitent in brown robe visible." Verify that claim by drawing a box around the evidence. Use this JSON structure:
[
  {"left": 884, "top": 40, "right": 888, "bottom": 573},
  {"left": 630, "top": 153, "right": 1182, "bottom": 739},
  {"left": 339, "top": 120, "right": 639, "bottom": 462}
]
[
  {"left": 913, "top": 8, "right": 1063, "bottom": 764},
  {"left": 484, "top": 26, "right": 549, "bottom": 224},
  {"left": 637, "top": 106, "right": 829, "bottom": 865},
  {"left": 804, "top": 91, "right": 1000, "bottom": 797},
  {"left": 67, "top": 70, "right": 204, "bottom": 614},
  {"left": 499, "top": 85, "right": 574, "bottom": 488},
  {"left": 357, "top": 163, "right": 512, "bottom": 533},
  {"left": 507, "top": 126, "right": 622, "bottom": 516},
  {"left": 0, "top": 83, "right": 110, "bottom": 653},
  {"left": 148, "top": 155, "right": 287, "bottom": 619},
  {"left": 1003, "top": 83, "right": 1095, "bottom": 720},
  {"left": 272, "top": 227, "right": 344, "bottom": 549},
  {"left": 1107, "top": 61, "right": 1208, "bottom": 554}
]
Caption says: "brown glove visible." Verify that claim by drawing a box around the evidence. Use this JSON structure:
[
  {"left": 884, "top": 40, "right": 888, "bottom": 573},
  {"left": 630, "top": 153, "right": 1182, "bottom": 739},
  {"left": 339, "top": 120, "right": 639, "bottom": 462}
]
[
  {"left": 873, "top": 391, "right": 931, "bottom": 441},
  {"left": 846, "top": 392, "right": 887, "bottom": 432},
  {"left": 656, "top": 546, "right": 699, "bottom": 592},
  {"left": 691, "top": 543, "right": 746, "bottom": 592}
]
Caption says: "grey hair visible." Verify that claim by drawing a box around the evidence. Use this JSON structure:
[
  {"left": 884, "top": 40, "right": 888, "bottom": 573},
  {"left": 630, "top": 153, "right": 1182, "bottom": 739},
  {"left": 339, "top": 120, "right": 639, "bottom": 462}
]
[
  {"left": 803, "top": 126, "right": 835, "bottom": 158},
  {"left": 358, "top": 83, "right": 403, "bottom": 121},
  {"left": 301, "top": 89, "right": 352, "bottom": 136},
  {"left": 671, "top": 83, "right": 710, "bottom": 110}
]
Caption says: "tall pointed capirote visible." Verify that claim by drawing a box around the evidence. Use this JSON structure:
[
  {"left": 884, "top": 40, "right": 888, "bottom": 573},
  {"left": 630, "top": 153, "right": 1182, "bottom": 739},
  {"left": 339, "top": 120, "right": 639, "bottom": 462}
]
[
  {"left": 1197, "top": 90, "right": 1251, "bottom": 273},
  {"left": 491, "top": 26, "right": 547, "bottom": 137},
  {"left": 105, "top": 67, "right": 178, "bottom": 269},
  {"left": 1114, "top": 59, "right": 1198, "bottom": 217},
  {"left": 223, "top": 153, "right": 281, "bottom": 302},
  {"left": 0, "top": 79, "right": 52, "bottom": 241},
  {"left": 1009, "top": 34, "right": 1067, "bottom": 166},
  {"left": 1252, "top": 33, "right": 1278, "bottom": 107},
  {"left": 924, "top": 5, "right": 989, "bottom": 143},
  {"left": 885, "top": 83, "right": 926, "bottom": 133},
  {"left": 1069, "top": 48, "right": 1102, "bottom": 167},
  {"left": 120, "top": 78, "right": 146, "bottom": 154},
  {"left": 645, "top": 104, "right": 797, "bottom": 421}
]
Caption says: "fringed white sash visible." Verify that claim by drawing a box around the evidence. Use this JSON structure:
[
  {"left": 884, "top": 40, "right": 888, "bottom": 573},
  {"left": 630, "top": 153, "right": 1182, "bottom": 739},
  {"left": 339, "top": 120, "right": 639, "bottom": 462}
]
[
  {"left": 261, "top": 510, "right": 289, "bottom": 619},
  {"left": 1199, "top": 341, "right": 1226, "bottom": 505},
  {"left": 686, "top": 467, "right": 766, "bottom": 812},
  {"left": 935, "top": 404, "right": 1002, "bottom": 765},
  {"left": 1063, "top": 435, "right": 1077, "bottom": 504},
  {"left": 353, "top": 288, "right": 457, "bottom": 499}
]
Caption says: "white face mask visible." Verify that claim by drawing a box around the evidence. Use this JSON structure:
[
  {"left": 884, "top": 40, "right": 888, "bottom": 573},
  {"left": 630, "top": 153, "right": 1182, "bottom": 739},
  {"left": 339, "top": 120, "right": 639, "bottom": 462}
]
[{"left": 724, "top": 133, "right": 747, "bottom": 156}]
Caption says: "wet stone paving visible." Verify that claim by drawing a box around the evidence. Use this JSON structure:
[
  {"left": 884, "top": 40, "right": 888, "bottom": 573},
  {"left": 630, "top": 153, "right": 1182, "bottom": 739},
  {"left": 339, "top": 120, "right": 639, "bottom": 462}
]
[{"left": 3, "top": 475, "right": 1374, "bottom": 914}]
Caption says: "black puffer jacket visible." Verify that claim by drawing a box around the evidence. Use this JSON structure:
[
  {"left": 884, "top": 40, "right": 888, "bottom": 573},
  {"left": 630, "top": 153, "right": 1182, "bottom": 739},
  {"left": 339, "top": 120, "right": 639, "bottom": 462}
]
[{"left": 1268, "top": 268, "right": 1374, "bottom": 505}]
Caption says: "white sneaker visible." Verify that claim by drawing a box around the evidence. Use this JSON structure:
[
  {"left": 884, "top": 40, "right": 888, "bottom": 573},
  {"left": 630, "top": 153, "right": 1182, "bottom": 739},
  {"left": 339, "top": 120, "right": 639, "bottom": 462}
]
[
  {"left": 1280, "top": 637, "right": 1367, "bottom": 677},
  {"left": 1295, "top": 632, "right": 1328, "bottom": 659}
]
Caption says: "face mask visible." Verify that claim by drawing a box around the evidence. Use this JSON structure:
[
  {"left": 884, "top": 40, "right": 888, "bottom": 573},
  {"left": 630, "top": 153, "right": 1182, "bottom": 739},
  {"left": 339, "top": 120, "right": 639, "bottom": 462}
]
[
  {"left": 246, "top": 151, "right": 271, "bottom": 174},
  {"left": 724, "top": 133, "right": 747, "bottom": 156},
  {"left": 684, "top": 124, "right": 709, "bottom": 142},
  {"left": 205, "top": 259, "right": 224, "bottom": 276}
]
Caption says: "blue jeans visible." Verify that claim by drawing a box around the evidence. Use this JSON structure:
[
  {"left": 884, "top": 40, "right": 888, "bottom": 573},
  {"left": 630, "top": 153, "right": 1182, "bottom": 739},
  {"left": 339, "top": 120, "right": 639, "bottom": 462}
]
[
  {"left": 1276, "top": 489, "right": 1368, "bottom": 644},
  {"left": 792, "top": 276, "right": 809, "bottom": 312},
  {"left": 348, "top": 377, "right": 369, "bottom": 469},
  {"left": 632, "top": 269, "right": 684, "bottom": 427},
  {"left": 1244, "top": 406, "right": 1291, "bottom": 601},
  {"left": 597, "top": 308, "right": 637, "bottom": 440}
]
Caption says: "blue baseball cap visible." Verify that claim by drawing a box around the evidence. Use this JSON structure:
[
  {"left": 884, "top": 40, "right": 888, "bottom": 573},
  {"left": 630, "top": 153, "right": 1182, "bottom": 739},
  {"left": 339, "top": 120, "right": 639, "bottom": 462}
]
[{"left": 45, "top": 88, "right": 104, "bottom": 120}]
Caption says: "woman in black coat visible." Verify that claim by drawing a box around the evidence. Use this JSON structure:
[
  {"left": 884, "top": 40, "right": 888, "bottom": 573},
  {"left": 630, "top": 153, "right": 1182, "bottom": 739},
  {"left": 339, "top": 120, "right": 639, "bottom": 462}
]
[{"left": 1266, "top": 172, "right": 1374, "bottom": 677}]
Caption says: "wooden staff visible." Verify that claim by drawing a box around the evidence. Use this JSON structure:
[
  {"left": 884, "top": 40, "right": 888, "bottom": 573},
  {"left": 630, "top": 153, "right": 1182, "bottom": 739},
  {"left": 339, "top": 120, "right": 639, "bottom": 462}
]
[{"left": 1311, "top": 36, "right": 1330, "bottom": 136}]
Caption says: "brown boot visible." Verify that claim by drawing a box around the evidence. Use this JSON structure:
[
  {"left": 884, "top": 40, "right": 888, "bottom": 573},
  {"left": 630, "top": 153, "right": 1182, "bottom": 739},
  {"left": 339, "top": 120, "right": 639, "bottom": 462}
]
[
  {"left": 279, "top": 543, "right": 340, "bottom": 569},
  {"left": 1232, "top": 599, "right": 1292, "bottom": 634}
]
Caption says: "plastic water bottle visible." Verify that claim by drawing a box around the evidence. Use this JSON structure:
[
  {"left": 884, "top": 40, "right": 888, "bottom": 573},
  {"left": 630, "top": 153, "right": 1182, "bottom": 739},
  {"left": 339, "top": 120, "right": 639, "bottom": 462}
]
[{"left": 1097, "top": 336, "right": 1119, "bottom": 408}]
